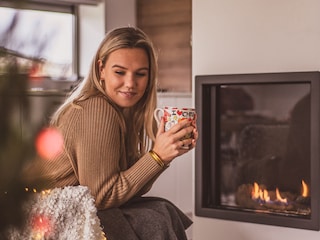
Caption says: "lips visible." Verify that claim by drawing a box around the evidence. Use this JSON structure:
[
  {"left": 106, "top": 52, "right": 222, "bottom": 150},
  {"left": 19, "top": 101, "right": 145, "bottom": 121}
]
[{"left": 119, "top": 91, "right": 137, "bottom": 98}]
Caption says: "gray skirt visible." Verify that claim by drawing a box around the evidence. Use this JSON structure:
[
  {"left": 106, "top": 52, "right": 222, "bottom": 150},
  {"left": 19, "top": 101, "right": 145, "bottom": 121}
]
[{"left": 97, "top": 197, "right": 192, "bottom": 240}]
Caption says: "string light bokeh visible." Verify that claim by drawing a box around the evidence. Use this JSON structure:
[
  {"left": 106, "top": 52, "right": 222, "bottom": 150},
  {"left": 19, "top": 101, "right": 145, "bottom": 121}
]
[{"left": 35, "top": 127, "right": 64, "bottom": 160}]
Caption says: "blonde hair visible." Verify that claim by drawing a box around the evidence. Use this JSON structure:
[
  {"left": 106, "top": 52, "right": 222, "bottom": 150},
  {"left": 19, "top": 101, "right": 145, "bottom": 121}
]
[{"left": 51, "top": 26, "right": 158, "bottom": 160}]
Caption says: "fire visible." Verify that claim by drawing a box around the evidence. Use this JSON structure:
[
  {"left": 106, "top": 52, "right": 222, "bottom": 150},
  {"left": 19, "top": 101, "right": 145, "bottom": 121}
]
[
  {"left": 251, "top": 182, "right": 287, "bottom": 204},
  {"left": 301, "top": 180, "right": 309, "bottom": 197},
  {"left": 252, "top": 182, "right": 260, "bottom": 199},
  {"left": 275, "top": 188, "right": 287, "bottom": 204},
  {"left": 251, "top": 180, "right": 309, "bottom": 205},
  {"left": 251, "top": 182, "right": 270, "bottom": 202}
]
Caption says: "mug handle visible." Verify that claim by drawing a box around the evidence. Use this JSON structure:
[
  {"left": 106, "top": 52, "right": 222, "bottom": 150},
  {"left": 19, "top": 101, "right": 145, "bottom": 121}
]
[{"left": 153, "top": 108, "right": 164, "bottom": 125}]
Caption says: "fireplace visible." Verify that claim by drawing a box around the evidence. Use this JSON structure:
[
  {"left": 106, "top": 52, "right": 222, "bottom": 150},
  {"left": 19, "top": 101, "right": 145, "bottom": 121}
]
[{"left": 195, "top": 71, "right": 320, "bottom": 230}]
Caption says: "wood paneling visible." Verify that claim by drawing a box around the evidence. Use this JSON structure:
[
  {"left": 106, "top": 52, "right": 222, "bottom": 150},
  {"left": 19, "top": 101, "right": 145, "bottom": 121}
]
[{"left": 137, "top": 0, "right": 191, "bottom": 92}]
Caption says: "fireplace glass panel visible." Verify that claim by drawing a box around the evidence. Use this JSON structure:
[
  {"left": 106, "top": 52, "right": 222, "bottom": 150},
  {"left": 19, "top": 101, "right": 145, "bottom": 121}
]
[
  {"left": 195, "top": 72, "right": 320, "bottom": 230},
  {"left": 218, "top": 83, "right": 311, "bottom": 217}
]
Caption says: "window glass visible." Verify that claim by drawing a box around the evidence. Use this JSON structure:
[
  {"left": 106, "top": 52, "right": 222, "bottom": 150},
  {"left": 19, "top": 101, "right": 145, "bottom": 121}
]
[{"left": 0, "top": 6, "right": 77, "bottom": 80}]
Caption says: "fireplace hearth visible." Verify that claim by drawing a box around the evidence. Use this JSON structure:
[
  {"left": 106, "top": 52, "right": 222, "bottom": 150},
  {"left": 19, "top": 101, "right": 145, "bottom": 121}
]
[{"left": 195, "top": 72, "right": 320, "bottom": 230}]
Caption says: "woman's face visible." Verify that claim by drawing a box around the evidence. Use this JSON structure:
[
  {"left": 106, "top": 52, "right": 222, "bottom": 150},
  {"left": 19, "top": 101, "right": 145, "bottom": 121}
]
[{"left": 100, "top": 48, "right": 149, "bottom": 108}]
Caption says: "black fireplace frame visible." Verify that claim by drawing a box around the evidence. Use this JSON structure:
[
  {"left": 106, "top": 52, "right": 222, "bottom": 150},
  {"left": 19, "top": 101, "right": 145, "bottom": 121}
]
[{"left": 195, "top": 71, "right": 320, "bottom": 230}]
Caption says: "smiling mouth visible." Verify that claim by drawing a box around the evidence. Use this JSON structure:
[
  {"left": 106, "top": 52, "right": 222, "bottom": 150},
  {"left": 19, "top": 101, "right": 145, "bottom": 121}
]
[{"left": 120, "top": 91, "right": 137, "bottom": 98}]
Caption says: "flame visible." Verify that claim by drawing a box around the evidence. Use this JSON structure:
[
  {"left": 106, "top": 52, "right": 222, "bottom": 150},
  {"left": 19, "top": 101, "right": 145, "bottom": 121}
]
[
  {"left": 252, "top": 182, "right": 288, "bottom": 204},
  {"left": 262, "top": 189, "right": 270, "bottom": 202},
  {"left": 275, "top": 188, "right": 287, "bottom": 203},
  {"left": 252, "top": 182, "right": 260, "bottom": 199},
  {"left": 251, "top": 182, "right": 270, "bottom": 202},
  {"left": 251, "top": 180, "right": 309, "bottom": 206},
  {"left": 302, "top": 180, "right": 309, "bottom": 197}
]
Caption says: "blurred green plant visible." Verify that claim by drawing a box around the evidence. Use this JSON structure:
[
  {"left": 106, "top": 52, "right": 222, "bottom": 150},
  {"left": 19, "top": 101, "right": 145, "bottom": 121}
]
[
  {"left": 0, "top": 0, "right": 38, "bottom": 235},
  {"left": 0, "top": 55, "right": 35, "bottom": 233}
]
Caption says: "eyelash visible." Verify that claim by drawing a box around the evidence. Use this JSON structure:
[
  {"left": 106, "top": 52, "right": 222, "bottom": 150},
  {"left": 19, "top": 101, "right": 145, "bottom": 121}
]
[
  {"left": 115, "top": 71, "right": 146, "bottom": 77},
  {"left": 136, "top": 72, "right": 147, "bottom": 77},
  {"left": 115, "top": 71, "right": 125, "bottom": 75}
]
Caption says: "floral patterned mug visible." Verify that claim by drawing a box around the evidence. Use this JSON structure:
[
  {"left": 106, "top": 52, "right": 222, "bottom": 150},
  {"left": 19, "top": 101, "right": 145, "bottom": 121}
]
[{"left": 154, "top": 106, "right": 196, "bottom": 140}]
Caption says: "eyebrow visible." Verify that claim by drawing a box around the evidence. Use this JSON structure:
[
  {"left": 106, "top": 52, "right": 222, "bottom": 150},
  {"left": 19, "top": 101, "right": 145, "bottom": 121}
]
[{"left": 112, "top": 64, "right": 149, "bottom": 71}]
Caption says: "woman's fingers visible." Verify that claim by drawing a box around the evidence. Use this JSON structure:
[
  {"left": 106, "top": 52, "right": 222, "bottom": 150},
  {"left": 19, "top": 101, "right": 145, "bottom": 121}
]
[
  {"left": 177, "top": 119, "right": 198, "bottom": 150},
  {"left": 156, "top": 117, "right": 166, "bottom": 137},
  {"left": 169, "top": 120, "right": 194, "bottom": 140},
  {"left": 153, "top": 118, "right": 198, "bottom": 162}
]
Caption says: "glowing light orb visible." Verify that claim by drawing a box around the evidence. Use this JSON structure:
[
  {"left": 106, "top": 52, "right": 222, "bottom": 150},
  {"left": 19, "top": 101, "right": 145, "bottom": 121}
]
[
  {"left": 31, "top": 214, "right": 52, "bottom": 238},
  {"left": 35, "top": 127, "right": 63, "bottom": 160}
]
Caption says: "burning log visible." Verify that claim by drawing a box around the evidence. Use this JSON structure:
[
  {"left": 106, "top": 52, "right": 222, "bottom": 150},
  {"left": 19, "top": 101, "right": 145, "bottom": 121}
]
[{"left": 235, "top": 181, "right": 311, "bottom": 215}]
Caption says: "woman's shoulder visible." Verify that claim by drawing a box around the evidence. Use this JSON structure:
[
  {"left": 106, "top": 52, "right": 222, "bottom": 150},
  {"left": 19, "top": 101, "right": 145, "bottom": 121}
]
[
  {"left": 77, "top": 95, "right": 115, "bottom": 112},
  {"left": 76, "top": 95, "right": 120, "bottom": 121},
  {"left": 78, "top": 95, "right": 110, "bottom": 107},
  {"left": 59, "top": 95, "right": 118, "bottom": 125}
]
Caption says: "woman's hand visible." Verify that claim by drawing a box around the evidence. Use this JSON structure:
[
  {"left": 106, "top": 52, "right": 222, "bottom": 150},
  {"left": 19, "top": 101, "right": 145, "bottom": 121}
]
[{"left": 152, "top": 116, "right": 198, "bottom": 165}]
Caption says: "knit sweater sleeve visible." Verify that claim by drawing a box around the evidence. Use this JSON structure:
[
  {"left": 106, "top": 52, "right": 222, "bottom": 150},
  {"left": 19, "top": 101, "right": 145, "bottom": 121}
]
[{"left": 65, "top": 97, "right": 163, "bottom": 209}]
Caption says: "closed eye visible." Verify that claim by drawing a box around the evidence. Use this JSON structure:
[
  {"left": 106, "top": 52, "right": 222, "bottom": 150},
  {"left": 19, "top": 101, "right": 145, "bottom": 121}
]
[
  {"left": 115, "top": 70, "right": 125, "bottom": 75},
  {"left": 136, "top": 71, "right": 147, "bottom": 77}
]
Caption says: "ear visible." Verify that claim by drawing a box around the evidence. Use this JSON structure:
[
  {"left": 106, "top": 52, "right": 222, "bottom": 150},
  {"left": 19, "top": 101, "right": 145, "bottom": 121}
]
[
  {"left": 98, "top": 60, "right": 106, "bottom": 89},
  {"left": 97, "top": 60, "right": 104, "bottom": 74}
]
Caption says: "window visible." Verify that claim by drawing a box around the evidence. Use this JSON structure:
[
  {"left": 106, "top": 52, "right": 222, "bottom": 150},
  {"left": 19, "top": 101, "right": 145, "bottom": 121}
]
[{"left": 0, "top": 2, "right": 78, "bottom": 81}]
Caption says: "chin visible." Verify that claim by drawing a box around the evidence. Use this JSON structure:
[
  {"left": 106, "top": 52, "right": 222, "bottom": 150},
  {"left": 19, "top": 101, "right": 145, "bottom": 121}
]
[
  {"left": 118, "top": 102, "right": 138, "bottom": 108},
  {"left": 114, "top": 96, "right": 142, "bottom": 108}
]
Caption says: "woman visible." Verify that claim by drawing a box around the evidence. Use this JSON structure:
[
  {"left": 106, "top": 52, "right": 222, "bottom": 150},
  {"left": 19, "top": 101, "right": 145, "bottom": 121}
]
[{"left": 26, "top": 27, "right": 198, "bottom": 239}]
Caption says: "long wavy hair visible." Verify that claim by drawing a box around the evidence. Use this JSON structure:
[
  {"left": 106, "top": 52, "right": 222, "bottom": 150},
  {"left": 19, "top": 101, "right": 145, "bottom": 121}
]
[{"left": 51, "top": 26, "right": 158, "bottom": 161}]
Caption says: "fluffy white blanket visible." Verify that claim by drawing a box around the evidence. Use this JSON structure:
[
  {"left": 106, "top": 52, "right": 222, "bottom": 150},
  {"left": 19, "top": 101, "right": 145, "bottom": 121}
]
[{"left": 7, "top": 186, "right": 105, "bottom": 240}]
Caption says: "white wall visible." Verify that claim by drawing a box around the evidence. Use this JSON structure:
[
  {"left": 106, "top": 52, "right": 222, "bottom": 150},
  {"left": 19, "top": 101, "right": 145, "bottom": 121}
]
[
  {"left": 79, "top": 3, "right": 105, "bottom": 76},
  {"left": 79, "top": 0, "right": 136, "bottom": 77},
  {"left": 192, "top": 0, "right": 320, "bottom": 239},
  {"left": 192, "top": 0, "right": 320, "bottom": 78}
]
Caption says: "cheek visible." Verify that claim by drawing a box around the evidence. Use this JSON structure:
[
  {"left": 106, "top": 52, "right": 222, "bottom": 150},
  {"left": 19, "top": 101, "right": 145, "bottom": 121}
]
[
  {"left": 141, "top": 77, "right": 149, "bottom": 91},
  {"left": 105, "top": 78, "right": 121, "bottom": 95}
]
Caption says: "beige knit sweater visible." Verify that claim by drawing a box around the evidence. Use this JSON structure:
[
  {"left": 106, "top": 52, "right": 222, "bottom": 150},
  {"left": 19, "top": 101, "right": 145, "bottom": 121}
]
[{"left": 25, "top": 96, "right": 165, "bottom": 210}]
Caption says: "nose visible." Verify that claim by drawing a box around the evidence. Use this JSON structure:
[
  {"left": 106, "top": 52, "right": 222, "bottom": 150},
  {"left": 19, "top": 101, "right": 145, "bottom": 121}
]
[{"left": 124, "top": 73, "right": 136, "bottom": 89}]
